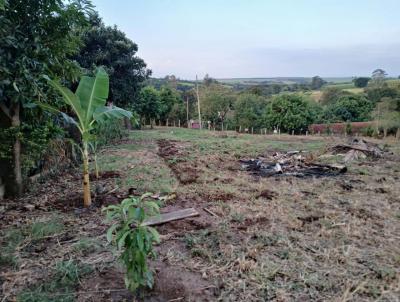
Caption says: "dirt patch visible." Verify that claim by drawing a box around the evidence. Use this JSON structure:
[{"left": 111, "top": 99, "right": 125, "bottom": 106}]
[
  {"left": 89, "top": 170, "right": 121, "bottom": 181},
  {"left": 48, "top": 191, "right": 121, "bottom": 212},
  {"left": 147, "top": 263, "right": 215, "bottom": 301},
  {"left": 235, "top": 216, "right": 270, "bottom": 231},
  {"left": 256, "top": 189, "right": 278, "bottom": 200},
  {"left": 77, "top": 267, "right": 133, "bottom": 302},
  {"left": 157, "top": 139, "right": 199, "bottom": 184}
]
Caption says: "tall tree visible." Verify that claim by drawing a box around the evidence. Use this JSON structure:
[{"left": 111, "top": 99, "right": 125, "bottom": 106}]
[
  {"left": 0, "top": 0, "right": 91, "bottom": 197},
  {"left": 310, "top": 76, "right": 326, "bottom": 90},
  {"left": 324, "top": 95, "right": 374, "bottom": 122},
  {"left": 264, "top": 94, "right": 319, "bottom": 132},
  {"left": 136, "top": 87, "right": 161, "bottom": 126},
  {"left": 74, "top": 13, "right": 151, "bottom": 108},
  {"left": 201, "top": 84, "right": 235, "bottom": 127},
  {"left": 353, "top": 77, "right": 370, "bottom": 88},
  {"left": 371, "top": 69, "right": 387, "bottom": 87},
  {"left": 159, "top": 86, "right": 182, "bottom": 122}
]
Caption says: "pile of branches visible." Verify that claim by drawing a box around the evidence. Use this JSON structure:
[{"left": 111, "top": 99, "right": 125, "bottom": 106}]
[{"left": 329, "top": 138, "right": 387, "bottom": 162}]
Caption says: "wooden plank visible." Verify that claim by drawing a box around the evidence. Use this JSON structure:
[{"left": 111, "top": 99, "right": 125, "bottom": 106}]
[{"left": 142, "top": 208, "right": 199, "bottom": 226}]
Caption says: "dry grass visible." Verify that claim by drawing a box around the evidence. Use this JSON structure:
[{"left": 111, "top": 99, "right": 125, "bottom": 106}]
[{"left": 1, "top": 128, "right": 399, "bottom": 301}]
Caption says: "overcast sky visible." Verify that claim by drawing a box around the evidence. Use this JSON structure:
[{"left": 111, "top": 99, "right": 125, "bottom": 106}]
[{"left": 92, "top": 0, "right": 400, "bottom": 79}]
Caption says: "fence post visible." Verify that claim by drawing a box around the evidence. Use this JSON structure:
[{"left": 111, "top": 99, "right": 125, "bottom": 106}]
[
  {"left": 166, "top": 119, "right": 169, "bottom": 127},
  {"left": 239, "top": 125, "right": 242, "bottom": 133},
  {"left": 292, "top": 130, "right": 294, "bottom": 135},
  {"left": 306, "top": 131, "right": 308, "bottom": 136},
  {"left": 178, "top": 120, "right": 181, "bottom": 128}
]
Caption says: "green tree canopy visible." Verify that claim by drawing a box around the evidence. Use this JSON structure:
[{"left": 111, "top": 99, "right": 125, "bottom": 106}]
[
  {"left": 264, "top": 94, "right": 319, "bottom": 132},
  {"left": 201, "top": 84, "right": 235, "bottom": 125},
  {"left": 74, "top": 13, "right": 151, "bottom": 108},
  {"left": 234, "top": 94, "right": 267, "bottom": 129},
  {"left": 320, "top": 87, "right": 350, "bottom": 105},
  {"left": 310, "top": 76, "right": 326, "bottom": 90},
  {"left": 0, "top": 0, "right": 91, "bottom": 196},
  {"left": 324, "top": 95, "right": 374, "bottom": 122},
  {"left": 353, "top": 77, "right": 370, "bottom": 88},
  {"left": 136, "top": 86, "right": 161, "bottom": 124},
  {"left": 159, "top": 86, "right": 182, "bottom": 121}
]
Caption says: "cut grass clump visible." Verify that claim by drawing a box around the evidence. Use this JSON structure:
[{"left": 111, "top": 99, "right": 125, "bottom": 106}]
[
  {"left": 0, "top": 217, "right": 64, "bottom": 268},
  {"left": 71, "top": 237, "right": 102, "bottom": 255},
  {"left": 17, "top": 259, "right": 93, "bottom": 302},
  {"left": 0, "top": 228, "right": 25, "bottom": 267},
  {"left": 30, "top": 219, "right": 64, "bottom": 240}
]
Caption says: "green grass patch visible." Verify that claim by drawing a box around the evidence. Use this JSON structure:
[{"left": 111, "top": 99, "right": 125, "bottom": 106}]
[{"left": 17, "top": 259, "right": 92, "bottom": 302}]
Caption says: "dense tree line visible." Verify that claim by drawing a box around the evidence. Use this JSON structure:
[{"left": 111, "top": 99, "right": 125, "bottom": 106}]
[
  {"left": 142, "top": 71, "right": 400, "bottom": 136},
  {"left": 0, "top": 0, "right": 150, "bottom": 197}
]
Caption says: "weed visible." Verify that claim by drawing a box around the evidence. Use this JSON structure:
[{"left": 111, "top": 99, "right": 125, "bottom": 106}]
[
  {"left": 71, "top": 237, "right": 101, "bottom": 255},
  {"left": 30, "top": 219, "right": 64, "bottom": 239}
]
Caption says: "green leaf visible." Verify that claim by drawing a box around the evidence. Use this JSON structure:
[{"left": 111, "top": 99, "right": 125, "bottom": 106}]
[
  {"left": 76, "top": 67, "right": 109, "bottom": 128},
  {"left": 118, "top": 231, "right": 130, "bottom": 249},
  {"left": 12, "top": 82, "right": 19, "bottom": 92},
  {"left": 106, "top": 224, "right": 118, "bottom": 243},
  {"left": 148, "top": 227, "right": 160, "bottom": 243},
  {"left": 93, "top": 106, "right": 132, "bottom": 124},
  {"left": 47, "top": 79, "right": 85, "bottom": 130}
]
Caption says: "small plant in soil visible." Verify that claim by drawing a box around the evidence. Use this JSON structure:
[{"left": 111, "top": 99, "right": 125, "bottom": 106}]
[{"left": 103, "top": 193, "right": 161, "bottom": 292}]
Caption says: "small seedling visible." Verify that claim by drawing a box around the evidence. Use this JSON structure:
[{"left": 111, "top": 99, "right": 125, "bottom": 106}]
[{"left": 103, "top": 193, "right": 161, "bottom": 292}]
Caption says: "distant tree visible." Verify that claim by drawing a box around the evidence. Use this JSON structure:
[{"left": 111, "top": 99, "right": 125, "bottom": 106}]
[
  {"left": 373, "top": 97, "right": 400, "bottom": 137},
  {"left": 310, "top": 76, "right": 326, "bottom": 90},
  {"left": 264, "top": 94, "right": 319, "bottom": 132},
  {"left": 365, "top": 86, "right": 398, "bottom": 103},
  {"left": 353, "top": 77, "right": 370, "bottom": 88},
  {"left": 136, "top": 87, "right": 161, "bottom": 126},
  {"left": 203, "top": 74, "right": 217, "bottom": 86},
  {"left": 75, "top": 13, "right": 151, "bottom": 108},
  {"left": 159, "top": 86, "right": 182, "bottom": 122},
  {"left": 246, "top": 86, "right": 264, "bottom": 96},
  {"left": 164, "top": 75, "right": 178, "bottom": 89},
  {"left": 324, "top": 95, "right": 374, "bottom": 122},
  {"left": 372, "top": 69, "right": 387, "bottom": 79},
  {"left": 320, "top": 87, "right": 350, "bottom": 105},
  {"left": 234, "top": 94, "right": 267, "bottom": 129},
  {"left": 370, "top": 69, "right": 387, "bottom": 87},
  {"left": 201, "top": 84, "right": 235, "bottom": 127}
]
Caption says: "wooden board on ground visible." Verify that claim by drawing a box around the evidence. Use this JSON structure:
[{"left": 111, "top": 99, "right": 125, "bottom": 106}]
[{"left": 142, "top": 208, "right": 199, "bottom": 226}]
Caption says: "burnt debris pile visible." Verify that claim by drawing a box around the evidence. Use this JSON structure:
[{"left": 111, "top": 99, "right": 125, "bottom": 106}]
[{"left": 240, "top": 151, "right": 346, "bottom": 178}]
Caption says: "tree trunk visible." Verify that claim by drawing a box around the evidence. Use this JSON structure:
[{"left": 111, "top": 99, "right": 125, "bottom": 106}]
[
  {"left": 10, "top": 102, "right": 23, "bottom": 196},
  {"left": 83, "top": 142, "right": 91, "bottom": 207}
]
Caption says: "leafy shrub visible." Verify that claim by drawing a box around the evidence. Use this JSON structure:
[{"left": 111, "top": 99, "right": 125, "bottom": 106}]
[
  {"left": 264, "top": 94, "right": 320, "bottom": 132},
  {"left": 103, "top": 194, "right": 161, "bottom": 292}
]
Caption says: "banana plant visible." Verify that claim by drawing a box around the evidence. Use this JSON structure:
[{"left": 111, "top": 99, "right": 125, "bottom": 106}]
[{"left": 39, "top": 67, "right": 132, "bottom": 207}]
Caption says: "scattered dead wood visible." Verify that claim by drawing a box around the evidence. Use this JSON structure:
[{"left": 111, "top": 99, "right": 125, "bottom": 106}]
[
  {"left": 142, "top": 208, "right": 199, "bottom": 226},
  {"left": 330, "top": 138, "right": 387, "bottom": 162}
]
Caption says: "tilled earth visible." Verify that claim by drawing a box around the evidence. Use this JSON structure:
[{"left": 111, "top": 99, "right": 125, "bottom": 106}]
[{"left": 1, "top": 129, "right": 400, "bottom": 301}]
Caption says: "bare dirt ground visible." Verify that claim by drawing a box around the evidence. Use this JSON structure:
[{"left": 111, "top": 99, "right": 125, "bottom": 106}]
[{"left": 1, "top": 128, "right": 399, "bottom": 301}]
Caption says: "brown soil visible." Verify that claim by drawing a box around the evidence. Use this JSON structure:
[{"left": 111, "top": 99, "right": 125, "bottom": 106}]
[{"left": 157, "top": 139, "right": 199, "bottom": 184}]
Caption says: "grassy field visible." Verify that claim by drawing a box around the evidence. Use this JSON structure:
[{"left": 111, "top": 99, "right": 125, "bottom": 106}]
[{"left": 1, "top": 128, "right": 399, "bottom": 301}]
